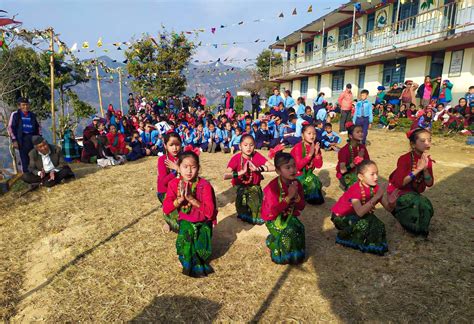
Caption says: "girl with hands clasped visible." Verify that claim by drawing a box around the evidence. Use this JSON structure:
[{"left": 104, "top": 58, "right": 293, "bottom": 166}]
[
  {"left": 261, "top": 152, "right": 306, "bottom": 265},
  {"left": 163, "top": 151, "right": 218, "bottom": 277},
  {"left": 157, "top": 132, "right": 182, "bottom": 233},
  {"left": 290, "top": 124, "right": 325, "bottom": 205},
  {"left": 331, "top": 160, "right": 399, "bottom": 255},
  {"left": 224, "top": 134, "right": 274, "bottom": 225},
  {"left": 388, "top": 128, "right": 434, "bottom": 237}
]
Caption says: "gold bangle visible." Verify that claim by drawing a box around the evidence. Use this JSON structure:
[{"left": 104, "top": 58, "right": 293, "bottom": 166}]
[{"left": 173, "top": 199, "right": 179, "bottom": 208}]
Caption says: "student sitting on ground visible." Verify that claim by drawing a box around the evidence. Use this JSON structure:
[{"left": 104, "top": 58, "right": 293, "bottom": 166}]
[{"left": 321, "top": 123, "right": 341, "bottom": 151}]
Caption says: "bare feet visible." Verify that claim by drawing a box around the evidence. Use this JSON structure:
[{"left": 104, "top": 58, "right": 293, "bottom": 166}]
[{"left": 162, "top": 223, "right": 171, "bottom": 234}]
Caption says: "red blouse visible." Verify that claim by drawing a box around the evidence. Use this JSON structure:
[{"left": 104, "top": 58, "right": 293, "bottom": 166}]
[
  {"left": 106, "top": 132, "right": 128, "bottom": 155},
  {"left": 336, "top": 143, "right": 370, "bottom": 179},
  {"left": 157, "top": 154, "right": 178, "bottom": 194},
  {"left": 261, "top": 177, "right": 305, "bottom": 222},
  {"left": 331, "top": 181, "right": 381, "bottom": 217},
  {"left": 226, "top": 152, "right": 268, "bottom": 186},
  {"left": 290, "top": 141, "right": 323, "bottom": 177},
  {"left": 388, "top": 151, "right": 434, "bottom": 195},
  {"left": 162, "top": 177, "right": 217, "bottom": 224}
]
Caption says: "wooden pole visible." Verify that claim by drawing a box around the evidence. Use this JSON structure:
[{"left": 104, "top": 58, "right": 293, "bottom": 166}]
[
  {"left": 118, "top": 68, "right": 123, "bottom": 113},
  {"left": 49, "top": 28, "right": 56, "bottom": 144},
  {"left": 95, "top": 63, "right": 104, "bottom": 117},
  {"left": 351, "top": 5, "right": 356, "bottom": 40},
  {"left": 395, "top": 0, "right": 402, "bottom": 30}
]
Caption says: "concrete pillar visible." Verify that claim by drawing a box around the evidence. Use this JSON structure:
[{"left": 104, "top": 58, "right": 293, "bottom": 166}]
[
  {"left": 321, "top": 73, "right": 332, "bottom": 99},
  {"left": 365, "top": 63, "right": 384, "bottom": 100},
  {"left": 345, "top": 69, "right": 359, "bottom": 95},
  {"left": 292, "top": 79, "right": 302, "bottom": 98},
  {"left": 405, "top": 56, "right": 431, "bottom": 87},
  {"left": 307, "top": 76, "right": 318, "bottom": 104}
]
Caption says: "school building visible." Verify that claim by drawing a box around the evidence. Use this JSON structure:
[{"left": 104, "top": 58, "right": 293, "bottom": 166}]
[{"left": 269, "top": 0, "right": 474, "bottom": 104}]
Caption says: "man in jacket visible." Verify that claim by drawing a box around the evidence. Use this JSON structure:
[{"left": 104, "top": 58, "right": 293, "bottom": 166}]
[
  {"left": 8, "top": 97, "right": 41, "bottom": 173},
  {"left": 251, "top": 91, "right": 260, "bottom": 119},
  {"left": 21, "top": 136, "right": 75, "bottom": 187},
  {"left": 338, "top": 84, "right": 354, "bottom": 134}
]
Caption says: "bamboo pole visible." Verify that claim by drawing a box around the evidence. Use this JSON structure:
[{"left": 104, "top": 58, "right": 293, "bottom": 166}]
[
  {"left": 49, "top": 28, "right": 56, "bottom": 144},
  {"left": 95, "top": 64, "right": 104, "bottom": 117},
  {"left": 118, "top": 68, "right": 123, "bottom": 113}
]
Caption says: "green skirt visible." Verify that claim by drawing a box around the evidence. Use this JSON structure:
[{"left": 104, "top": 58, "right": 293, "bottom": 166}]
[
  {"left": 157, "top": 192, "right": 179, "bottom": 232},
  {"left": 340, "top": 172, "right": 358, "bottom": 191},
  {"left": 297, "top": 170, "right": 324, "bottom": 205},
  {"left": 392, "top": 192, "right": 433, "bottom": 236},
  {"left": 331, "top": 213, "right": 388, "bottom": 255},
  {"left": 236, "top": 185, "right": 264, "bottom": 225},
  {"left": 266, "top": 215, "right": 305, "bottom": 264},
  {"left": 176, "top": 220, "right": 213, "bottom": 277}
]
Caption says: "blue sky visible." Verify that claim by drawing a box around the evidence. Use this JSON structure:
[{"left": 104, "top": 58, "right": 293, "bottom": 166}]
[{"left": 2, "top": 0, "right": 346, "bottom": 66}]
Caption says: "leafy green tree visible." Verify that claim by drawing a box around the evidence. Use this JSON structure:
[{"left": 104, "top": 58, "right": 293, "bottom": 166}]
[
  {"left": 256, "top": 49, "right": 282, "bottom": 81},
  {"left": 56, "top": 90, "right": 95, "bottom": 139},
  {"left": 125, "top": 31, "right": 195, "bottom": 99}
]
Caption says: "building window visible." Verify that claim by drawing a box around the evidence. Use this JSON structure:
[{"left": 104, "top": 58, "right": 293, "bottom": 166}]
[
  {"left": 367, "top": 13, "right": 375, "bottom": 33},
  {"left": 317, "top": 74, "right": 322, "bottom": 93},
  {"left": 383, "top": 58, "right": 407, "bottom": 87},
  {"left": 332, "top": 70, "right": 345, "bottom": 97},
  {"left": 393, "top": 0, "right": 419, "bottom": 30},
  {"left": 358, "top": 66, "right": 366, "bottom": 91},
  {"left": 300, "top": 77, "right": 309, "bottom": 97},
  {"left": 430, "top": 51, "right": 445, "bottom": 78},
  {"left": 305, "top": 41, "right": 314, "bottom": 54}
]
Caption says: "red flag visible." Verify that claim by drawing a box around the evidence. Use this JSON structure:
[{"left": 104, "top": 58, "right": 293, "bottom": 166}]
[{"left": 0, "top": 18, "right": 21, "bottom": 27}]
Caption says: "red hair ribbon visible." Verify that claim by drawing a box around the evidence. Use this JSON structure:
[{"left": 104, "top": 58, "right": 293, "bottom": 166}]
[
  {"left": 345, "top": 121, "right": 354, "bottom": 129},
  {"left": 269, "top": 143, "right": 285, "bottom": 159},
  {"left": 184, "top": 144, "right": 200, "bottom": 156},
  {"left": 353, "top": 156, "right": 364, "bottom": 165}
]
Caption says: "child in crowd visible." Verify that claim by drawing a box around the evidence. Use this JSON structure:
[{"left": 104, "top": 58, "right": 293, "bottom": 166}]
[
  {"left": 302, "top": 106, "right": 314, "bottom": 124},
  {"left": 290, "top": 124, "right": 324, "bottom": 205},
  {"left": 353, "top": 89, "right": 373, "bottom": 145},
  {"left": 229, "top": 127, "right": 243, "bottom": 153},
  {"left": 388, "top": 128, "right": 434, "bottom": 236},
  {"left": 224, "top": 134, "right": 275, "bottom": 224},
  {"left": 336, "top": 123, "right": 371, "bottom": 191},
  {"left": 321, "top": 123, "right": 341, "bottom": 151},
  {"left": 162, "top": 151, "right": 218, "bottom": 277},
  {"left": 126, "top": 131, "right": 151, "bottom": 161},
  {"left": 157, "top": 132, "right": 182, "bottom": 233},
  {"left": 255, "top": 121, "right": 273, "bottom": 150},
  {"left": 261, "top": 152, "right": 306, "bottom": 264},
  {"left": 331, "top": 160, "right": 398, "bottom": 255},
  {"left": 219, "top": 122, "right": 234, "bottom": 153}
]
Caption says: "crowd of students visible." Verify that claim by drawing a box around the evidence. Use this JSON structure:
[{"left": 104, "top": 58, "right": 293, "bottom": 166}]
[
  {"left": 12, "top": 80, "right": 469, "bottom": 278},
  {"left": 146, "top": 86, "right": 445, "bottom": 278}
]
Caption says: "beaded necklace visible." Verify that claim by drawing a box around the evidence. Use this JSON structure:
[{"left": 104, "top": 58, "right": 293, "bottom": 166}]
[
  {"left": 348, "top": 141, "right": 360, "bottom": 165},
  {"left": 410, "top": 150, "right": 424, "bottom": 192},
  {"left": 278, "top": 177, "right": 295, "bottom": 218},
  {"left": 239, "top": 153, "right": 254, "bottom": 185},
  {"left": 359, "top": 181, "right": 374, "bottom": 205},
  {"left": 177, "top": 178, "right": 198, "bottom": 214},
  {"left": 301, "top": 141, "right": 313, "bottom": 172}
]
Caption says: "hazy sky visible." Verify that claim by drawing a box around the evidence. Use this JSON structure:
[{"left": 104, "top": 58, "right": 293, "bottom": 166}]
[{"left": 2, "top": 0, "right": 346, "bottom": 66}]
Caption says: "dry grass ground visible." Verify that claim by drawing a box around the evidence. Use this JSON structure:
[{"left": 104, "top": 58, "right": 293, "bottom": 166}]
[{"left": 1, "top": 129, "right": 473, "bottom": 322}]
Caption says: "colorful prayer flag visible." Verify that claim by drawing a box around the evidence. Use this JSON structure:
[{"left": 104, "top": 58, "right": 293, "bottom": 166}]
[
  {"left": 82, "top": 41, "right": 89, "bottom": 48},
  {"left": 97, "top": 37, "right": 103, "bottom": 47},
  {"left": 211, "top": 27, "right": 216, "bottom": 34},
  {"left": 292, "top": 8, "right": 297, "bottom": 15},
  {"left": 279, "top": 12, "right": 284, "bottom": 18},
  {"left": 307, "top": 5, "right": 313, "bottom": 13}
]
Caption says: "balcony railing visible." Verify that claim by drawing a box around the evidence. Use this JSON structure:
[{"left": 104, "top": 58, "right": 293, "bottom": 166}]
[{"left": 270, "top": 1, "right": 473, "bottom": 79}]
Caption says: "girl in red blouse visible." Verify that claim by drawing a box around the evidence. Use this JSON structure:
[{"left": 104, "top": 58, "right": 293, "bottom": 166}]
[
  {"left": 261, "top": 152, "right": 306, "bottom": 264},
  {"left": 290, "top": 124, "right": 324, "bottom": 205},
  {"left": 336, "top": 122, "right": 370, "bottom": 191},
  {"left": 157, "top": 132, "right": 182, "bottom": 233},
  {"left": 163, "top": 151, "right": 217, "bottom": 277},
  {"left": 331, "top": 160, "right": 398, "bottom": 255},
  {"left": 388, "top": 128, "right": 434, "bottom": 236},
  {"left": 223, "top": 134, "right": 275, "bottom": 225}
]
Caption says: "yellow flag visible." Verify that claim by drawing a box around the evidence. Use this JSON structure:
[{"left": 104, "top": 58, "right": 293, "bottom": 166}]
[
  {"left": 308, "top": 5, "right": 313, "bottom": 13},
  {"left": 82, "top": 41, "right": 89, "bottom": 49},
  {"left": 97, "top": 37, "right": 103, "bottom": 47},
  {"left": 58, "top": 45, "right": 64, "bottom": 54}
]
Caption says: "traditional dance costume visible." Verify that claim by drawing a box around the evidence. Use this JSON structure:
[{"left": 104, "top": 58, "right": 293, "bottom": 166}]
[
  {"left": 261, "top": 177, "right": 306, "bottom": 264},
  {"left": 227, "top": 152, "right": 268, "bottom": 225},
  {"left": 157, "top": 153, "right": 180, "bottom": 232},
  {"left": 388, "top": 151, "right": 434, "bottom": 236},
  {"left": 331, "top": 181, "right": 388, "bottom": 255},
  {"left": 336, "top": 142, "right": 370, "bottom": 190},
  {"left": 290, "top": 141, "right": 324, "bottom": 205},
  {"left": 163, "top": 177, "right": 217, "bottom": 277}
]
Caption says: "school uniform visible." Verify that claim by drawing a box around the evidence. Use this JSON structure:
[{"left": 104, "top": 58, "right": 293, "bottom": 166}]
[{"left": 353, "top": 99, "right": 373, "bottom": 144}]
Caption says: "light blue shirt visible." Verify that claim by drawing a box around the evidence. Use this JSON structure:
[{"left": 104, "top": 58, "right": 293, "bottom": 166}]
[
  {"left": 295, "top": 118, "right": 306, "bottom": 137},
  {"left": 296, "top": 103, "right": 306, "bottom": 117},
  {"left": 353, "top": 99, "right": 373, "bottom": 124},
  {"left": 268, "top": 95, "right": 284, "bottom": 108},
  {"left": 313, "top": 96, "right": 324, "bottom": 106},
  {"left": 284, "top": 96, "right": 296, "bottom": 109},
  {"left": 316, "top": 108, "right": 327, "bottom": 122}
]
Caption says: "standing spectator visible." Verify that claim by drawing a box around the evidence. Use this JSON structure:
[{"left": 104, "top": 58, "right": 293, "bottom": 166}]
[
  {"left": 417, "top": 76, "right": 440, "bottom": 108},
  {"left": 8, "top": 97, "right": 41, "bottom": 172},
  {"left": 375, "top": 86, "right": 386, "bottom": 105},
  {"left": 438, "top": 80, "right": 453, "bottom": 105},
  {"left": 337, "top": 84, "right": 354, "bottom": 134},
  {"left": 200, "top": 94, "right": 207, "bottom": 108},
  {"left": 384, "top": 83, "right": 402, "bottom": 112},
  {"left": 353, "top": 89, "right": 373, "bottom": 145},
  {"left": 251, "top": 91, "right": 260, "bottom": 119},
  {"left": 127, "top": 93, "right": 135, "bottom": 114},
  {"left": 400, "top": 81, "right": 418, "bottom": 107},
  {"left": 466, "top": 86, "right": 474, "bottom": 108},
  {"left": 182, "top": 96, "right": 190, "bottom": 112},
  {"left": 267, "top": 88, "right": 284, "bottom": 109},
  {"left": 224, "top": 91, "right": 234, "bottom": 111}
]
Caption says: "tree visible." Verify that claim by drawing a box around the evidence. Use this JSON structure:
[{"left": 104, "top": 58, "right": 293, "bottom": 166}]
[
  {"left": 256, "top": 49, "right": 282, "bottom": 81},
  {"left": 56, "top": 90, "right": 95, "bottom": 139},
  {"left": 125, "top": 31, "right": 195, "bottom": 99}
]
